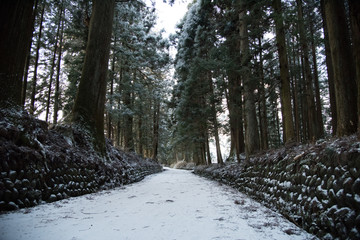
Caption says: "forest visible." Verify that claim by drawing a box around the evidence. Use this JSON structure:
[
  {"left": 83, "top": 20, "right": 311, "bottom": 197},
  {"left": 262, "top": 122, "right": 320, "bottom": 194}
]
[
  {"left": 0, "top": 0, "right": 359, "bottom": 166},
  {"left": 1, "top": 1, "right": 360, "bottom": 239}
]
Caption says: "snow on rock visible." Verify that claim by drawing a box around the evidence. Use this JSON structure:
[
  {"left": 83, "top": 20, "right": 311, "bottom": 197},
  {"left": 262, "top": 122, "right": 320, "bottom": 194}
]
[
  {"left": 0, "top": 108, "right": 162, "bottom": 211},
  {"left": 0, "top": 168, "right": 316, "bottom": 240},
  {"left": 195, "top": 135, "right": 360, "bottom": 239}
]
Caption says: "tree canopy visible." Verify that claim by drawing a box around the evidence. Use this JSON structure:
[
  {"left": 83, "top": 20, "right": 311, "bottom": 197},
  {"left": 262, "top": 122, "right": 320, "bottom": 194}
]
[{"left": 2, "top": 0, "right": 359, "bottom": 165}]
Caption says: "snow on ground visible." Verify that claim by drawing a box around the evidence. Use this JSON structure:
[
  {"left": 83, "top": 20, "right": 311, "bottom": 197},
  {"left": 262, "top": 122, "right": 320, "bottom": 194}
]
[{"left": 0, "top": 168, "right": 317, "bottom": 240}]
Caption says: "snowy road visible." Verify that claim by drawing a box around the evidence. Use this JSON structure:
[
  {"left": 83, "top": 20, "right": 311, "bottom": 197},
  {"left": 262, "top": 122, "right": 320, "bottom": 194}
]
[{"left": 0, "top": 168, "right": 316, "bottom": 240}]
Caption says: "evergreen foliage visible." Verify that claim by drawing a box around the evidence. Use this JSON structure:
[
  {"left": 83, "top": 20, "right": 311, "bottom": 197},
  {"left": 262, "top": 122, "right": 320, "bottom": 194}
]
[
  {"left": 4, "top": 0, "right": 358, "bottom": 164},
  {"left": 170, "top": 0, "right": 357, "bottom": 164}
]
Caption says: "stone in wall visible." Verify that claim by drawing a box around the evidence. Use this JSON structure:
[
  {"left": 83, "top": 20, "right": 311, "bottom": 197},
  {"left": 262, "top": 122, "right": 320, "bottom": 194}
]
[
  {"left": 0, "top": 108, "right": 162, "bottom": 212},
  {"left": 194, "top": 136, "right": 360, "bottom": 240}
]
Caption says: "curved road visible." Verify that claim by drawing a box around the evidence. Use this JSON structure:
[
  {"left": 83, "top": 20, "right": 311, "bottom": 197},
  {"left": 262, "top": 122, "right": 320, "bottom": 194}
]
[{"left": 0, "top": 168, "right": 316, "bottom": 240}]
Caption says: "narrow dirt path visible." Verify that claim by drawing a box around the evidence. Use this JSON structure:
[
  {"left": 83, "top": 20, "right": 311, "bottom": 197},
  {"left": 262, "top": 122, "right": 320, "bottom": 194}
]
[{"left": 0, "top": 168, "right": 316, "bottom": 240}]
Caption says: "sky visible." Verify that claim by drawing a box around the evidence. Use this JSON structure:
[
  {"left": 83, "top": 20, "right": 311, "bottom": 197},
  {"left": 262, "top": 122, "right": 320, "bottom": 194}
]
[
  {"left": 41, "top": 0, "right": 191, "bottom": 123},
  {"left": 145, "top": 0, "right": 192, "bottom": 37},
  {"left": 145, "top": 0, "right": 231, "bottom": 161}
]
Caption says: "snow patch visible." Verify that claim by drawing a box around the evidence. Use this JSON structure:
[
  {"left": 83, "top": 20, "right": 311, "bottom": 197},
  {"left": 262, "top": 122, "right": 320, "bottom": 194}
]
[{"left": 0, "top": 169, "right": 317, "bottom": 240}]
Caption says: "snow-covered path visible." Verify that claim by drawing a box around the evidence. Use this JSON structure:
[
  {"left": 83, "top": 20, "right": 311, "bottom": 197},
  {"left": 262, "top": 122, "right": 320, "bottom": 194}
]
[{"left": 0, "top": 168, "right": 316, "bottom": 240}]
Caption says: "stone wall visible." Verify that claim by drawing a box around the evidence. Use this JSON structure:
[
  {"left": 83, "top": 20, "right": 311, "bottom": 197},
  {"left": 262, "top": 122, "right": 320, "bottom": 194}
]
[
  {"left": 194, "top": 138, "right": 360, "bottom": 240},
  {"left": 0, "top": 109, "right": 162, "bottom": 211},
  {"left": 0, "top": 151, "right": 162, "bottom": 211}
]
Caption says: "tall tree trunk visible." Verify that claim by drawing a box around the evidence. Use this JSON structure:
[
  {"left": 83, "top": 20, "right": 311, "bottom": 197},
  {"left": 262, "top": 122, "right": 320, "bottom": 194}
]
[
  {"left": 239, "top": 1, "right": 260, "bottom": 157},
  {"left": 0, "top": 0, "right": 35, "bottom": 108},
  {"left": 299, "top": 54, "right": 309, "bottom": 140},
  {"left": 201, "top": 140, "right": 207, "bottom": 165},
  {"left": 53, "top": 14, "right": 65, "bottom": 125},
  {"left": 224, "top": 87, "right": 235, "bottom": 159},
  {"left": 22, "top": 52, "right": 31, "bottom": 107},
  {"left": 21, "top": 0, "right": 38, "bottom": 107},
  {"left": 138, "top": 112, "right": 143, "bottom": 155},
  {"left": 275, "top": 99, "right": 281, "bottom": 145},
  {"left": 45, "top": 5, "right": 62, "bottom": 123},
  {"left": 122, "top": 69, "right": 134, "bottom": 151},
  {"left": 107, "top": 31, "right": 117, "bottom": 140},
  {"left": 107, "top": 52, "right": 115, "bottom": 139},
  {"left": 45, "top": 1, "right": 64, "bottom": 123},
  {"left": 309, "top": 19, "right": 324, "bottom": 138},
  {"left": 348, "top": 0, "right": 360, "bottom": 138},
  {"left": 320, "top": 0, "right": 337, "bottom": 135},
  {"left": 72, "top": 0, "right": 115, "bottom": 154},
  {"left": 290, "top": 75, "right": 300, "bottom": 141},
  {"left": 107, "top": 77, "right": 113, "bottom": 139},
  {"left": 29, "top": 4, "right": 45, "bottom": 115},
  {"left": 45, "top": 55, "right": 57, "bottom": 122},
  {"left": 213, "top": 118, "right": 223, "bottom": 164},
  {"left": 209, "top": 74, "right": 223, "bottom": 164},
  {"left": 152, "top": 100, "right": 160, "bottom": 160},
  {"left": 324, "top": 0, "right": 357, "bottom": 136},
  {"left": 116, "top": 112, "right": 121, "bottom": 147},
  {"left": 116, "top": 67, "right": 123, "bottom": 148},
  {"left": 289, "top": 37, "right": 300, "bottom": 141},
  {"left": 205, "top": 130, "right": 211, "bottom": 165},
  {"left": 273, "top": 0, "right": 296, "bottom": 144},
  {"left": 227, "top": 58, "right": 245, "bottom": 162},
  {"left": 200, "top": 92, "right": 208, "bottom": 165},
  {"left": 258, "top": 37, "right": 269, "bottom": 150},
  {"left": 296, "top": 0, "right": 318, "bottom": 142},
  {"left": 22, "top": 45, "right": 32, "bottom": 107}
]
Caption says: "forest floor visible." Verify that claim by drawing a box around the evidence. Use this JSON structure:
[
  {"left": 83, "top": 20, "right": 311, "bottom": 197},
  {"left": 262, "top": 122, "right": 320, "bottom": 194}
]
[{"left": 0, "top": 168, "right": 317, "bottom": 240}]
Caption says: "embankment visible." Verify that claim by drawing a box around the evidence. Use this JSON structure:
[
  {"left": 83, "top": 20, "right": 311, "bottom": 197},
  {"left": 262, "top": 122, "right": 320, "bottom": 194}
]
[
  {"left": 0, "top": 109, "right": 162, "bottom": 211},
  {"left": 195, "top": 137, "right": 360, "bottom": 239}
]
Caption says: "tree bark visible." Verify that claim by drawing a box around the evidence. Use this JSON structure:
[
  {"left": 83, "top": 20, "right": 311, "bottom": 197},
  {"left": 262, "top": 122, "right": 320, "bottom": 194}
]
[
  {"left": 309, "top": 18, "right": 324, "bottom": 138},
  {"left": 288, "top": 37, "right": 300, "bottom": 141},
  {"left": 45, "top": 3, "right": 63, "bottom": 123},
  {"left": 116, "top": 67, "right": 123, "bottom": 148},
  {"left": 348, "top": 0, "right": 360, "bottom": 138},
  {"left": 296, "top": 0, "right": 318, "bottom": 142},
  {"left": 152, "top": 100, "right": 160, "bottom": 160},
  {"left": 320, "top": 0, "right": 337, "bottom": 135},
  {"left": 258, "top": 37, "right": 269, "bottom": 150},
  {"left": 209, "top": 74, "right": 223, "bottom": 164},
  {"left": 107, "top": 46, "right": 116, "bottom": 139},
  {"left": 122, "top": 69, "right": 134, "bottom": 151},
  {"left": 138, "top": 111, "right": 143, "bottom": 155},
  {"left": 324, "top": 0, "right": 357, "bottom": 136},
  {"left": 226, "top": 40, "right": 245, "bottom": 162},
  {"left": 272, "top": 0, "right": 296, "bottom": 144},
  {"left": 205, "top": 130, "right": 211, "bottom": 165},
  {"left": 21, "top": 0, "right": 38, "bottom": 107},
  {"left": 53, "top": 13, "right": 65, "bottom": 125},
  {"left": 239, "top": 1, "right": 260, "bottom": 157},
  {"left": 45, "top": 53, "right": 58, "bottom": 123},
  {"left": 72, "top": 0, "right": 115, "bottom": 154},
  {"left": 29, "top": 4, "right": 45, "bottom": 115},
  {"left": 0, "top": 0, "right": 35, "bottom": 108},
  {"left": 22, "top": 52, "right": 31, "bottom": 107},
  {"left": 299, "top": 54, "right": 309, "bottom": 140}
]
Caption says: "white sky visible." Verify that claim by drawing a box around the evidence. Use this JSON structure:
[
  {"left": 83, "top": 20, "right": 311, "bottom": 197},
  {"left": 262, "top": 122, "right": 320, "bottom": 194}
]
[
  {"left": 145, "top": 0, "right": 231, "bottom": 162},
  {"left": 145, "top": 0, "right": 192, "bottom": 36}
]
